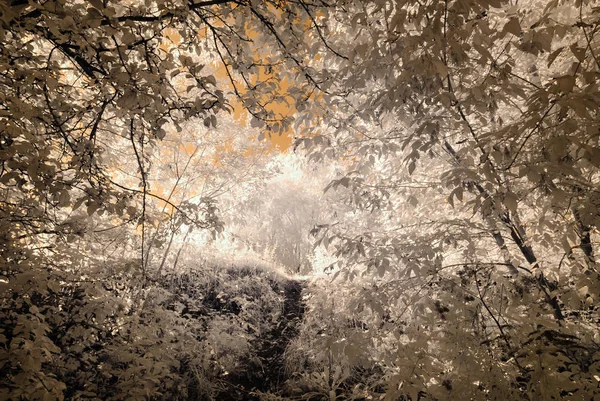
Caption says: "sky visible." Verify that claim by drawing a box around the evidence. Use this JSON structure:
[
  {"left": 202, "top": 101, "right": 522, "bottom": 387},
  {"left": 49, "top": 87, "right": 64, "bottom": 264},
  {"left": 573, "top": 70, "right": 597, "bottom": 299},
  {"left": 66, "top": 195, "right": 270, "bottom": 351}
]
[{"left": 162, "top": 25, "right": 298, "bottom": 151}]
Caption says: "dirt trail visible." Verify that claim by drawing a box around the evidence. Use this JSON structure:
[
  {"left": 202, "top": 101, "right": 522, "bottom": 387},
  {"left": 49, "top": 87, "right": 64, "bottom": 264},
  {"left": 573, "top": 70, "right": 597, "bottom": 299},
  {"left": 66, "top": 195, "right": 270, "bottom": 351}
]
[{"left": 218, "top": 279, "right": 306, "bottom": 400}]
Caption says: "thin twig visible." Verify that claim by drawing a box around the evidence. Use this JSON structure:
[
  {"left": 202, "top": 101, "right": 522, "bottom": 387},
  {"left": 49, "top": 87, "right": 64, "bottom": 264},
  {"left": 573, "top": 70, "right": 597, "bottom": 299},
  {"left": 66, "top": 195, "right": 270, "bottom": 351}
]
[{"left": 129, "top": 118, "right": 148, "bottom": 286}]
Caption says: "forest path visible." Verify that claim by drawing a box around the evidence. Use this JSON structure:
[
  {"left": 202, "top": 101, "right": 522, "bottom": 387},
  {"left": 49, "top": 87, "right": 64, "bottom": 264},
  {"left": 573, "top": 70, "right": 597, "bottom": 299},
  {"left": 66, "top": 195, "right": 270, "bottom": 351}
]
[
  {"left": 256, "top": 279, "right": 305, "bottom": 389},
  {"left": 220, "top": 278, "right": 307, "bottom": 400}
]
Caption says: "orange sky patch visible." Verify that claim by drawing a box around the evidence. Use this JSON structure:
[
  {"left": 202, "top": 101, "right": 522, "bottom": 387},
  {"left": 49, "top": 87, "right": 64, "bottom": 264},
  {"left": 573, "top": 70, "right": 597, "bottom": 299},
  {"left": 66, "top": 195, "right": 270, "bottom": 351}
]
[{"left": 160, "top": 16, "right": 316, "bottom": 152}]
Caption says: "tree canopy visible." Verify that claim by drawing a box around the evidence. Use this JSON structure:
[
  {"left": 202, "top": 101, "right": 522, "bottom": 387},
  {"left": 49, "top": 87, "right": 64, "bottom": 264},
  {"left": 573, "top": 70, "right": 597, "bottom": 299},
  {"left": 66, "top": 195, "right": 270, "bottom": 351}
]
[{"left": 1, "top": 0, "right": 600, "bottom": 400}]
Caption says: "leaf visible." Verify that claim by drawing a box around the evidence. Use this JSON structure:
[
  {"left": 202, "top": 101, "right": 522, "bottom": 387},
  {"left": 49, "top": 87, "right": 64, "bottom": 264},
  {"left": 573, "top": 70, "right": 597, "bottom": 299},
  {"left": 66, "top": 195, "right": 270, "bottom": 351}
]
[
  {"left": 504, "top": 18, "right": 521, "bottom": 36},
  {"left": 88, "top": 0, "right": 104, "bottom": 10},
  {"left": 357, "top": 242, "right": 365, "bottom": 257},
  {"left": 408, "top": 162, "right": 416, "bottom": 175},
  {"left": 72, "top": 196, "right": 87, "bottom": 211},
  {"left": 87, "top": 202, "right": 100, "bottom": 216},
  {"left": 543, "top": 0, "right": 559, "bottom": 14},
  {"left": 455, "top": 186, "right": 463, "bottom": 202},
  {"left": 586, "top": 148, "right": 600, "bottom": 167},
  {"left": 58, "top": 190, "right": 70, "bottom": 207},
  {"left": 504, "top": 192, "right": 518, "bottom": 212},
  {"left": 205, "top": 75, "right": 217, "bottom": 86},
  {"left": 557, "top": 75, "right": 575, "bottom": 92},
  {"left": 155, "top": 128, "right": 166, "bottom": 140},
  {"left": 121, "top": 31, "right": 136, "bottom": 45},
  {"left": 46, "top": 280, "right": 60, "bottom": 293},
  {"left": 250, "top": 117, "right": 264, "bottom": 128},
  {"left": 570, "top": 43, "right": 586, "bottom": 62},
  {"left": 117, "top": 91, "right": 137, "bottom": 109},
  {"left": 562, "top": 237, "right": 572, "bottom": 256},
  {"left": 432, "top": 59, "right": 448, "bottom": 76},
  {"left": 547, "top": 46, "right": 564, "bottom": 67}
]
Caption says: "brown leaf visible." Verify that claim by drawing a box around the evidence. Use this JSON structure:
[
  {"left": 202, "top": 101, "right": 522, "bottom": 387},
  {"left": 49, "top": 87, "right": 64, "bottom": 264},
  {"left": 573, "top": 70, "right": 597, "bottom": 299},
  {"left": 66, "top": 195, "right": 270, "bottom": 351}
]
[
  {"left": 504, "top": 18, "right": 521, "bottom": 36},
  {"left": 570, "top": 43, "right": 586, "bottom": 62}
]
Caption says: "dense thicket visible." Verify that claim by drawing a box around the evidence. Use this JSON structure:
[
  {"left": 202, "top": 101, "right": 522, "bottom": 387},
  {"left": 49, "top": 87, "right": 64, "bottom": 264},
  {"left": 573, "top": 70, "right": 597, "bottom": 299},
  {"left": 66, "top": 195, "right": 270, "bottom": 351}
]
[
  {"left": 300, "top": 1, "right": 600, "bottom": 399},
  {"left": 1, "top": 0, "right": 600, "bottom": 400}
]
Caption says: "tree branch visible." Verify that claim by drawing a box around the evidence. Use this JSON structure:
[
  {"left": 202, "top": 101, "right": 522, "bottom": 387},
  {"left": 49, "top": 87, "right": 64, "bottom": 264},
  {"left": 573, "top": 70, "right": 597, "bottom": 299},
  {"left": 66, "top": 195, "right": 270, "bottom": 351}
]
[{"left": 129, "top": 118, "right": 148, "bottom": 286}]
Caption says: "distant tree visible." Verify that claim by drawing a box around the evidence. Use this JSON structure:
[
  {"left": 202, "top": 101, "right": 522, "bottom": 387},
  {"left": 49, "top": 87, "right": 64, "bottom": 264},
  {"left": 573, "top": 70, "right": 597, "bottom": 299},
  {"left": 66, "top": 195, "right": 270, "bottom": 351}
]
[{"left": 221, "top": 153, "right": 338, "bottom": 274}]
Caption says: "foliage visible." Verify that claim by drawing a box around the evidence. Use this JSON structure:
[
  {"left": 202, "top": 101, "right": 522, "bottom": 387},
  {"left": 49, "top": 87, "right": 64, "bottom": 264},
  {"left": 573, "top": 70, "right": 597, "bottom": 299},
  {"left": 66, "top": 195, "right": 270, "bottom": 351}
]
[
  {"left": 0, "top": 0, "right": 328, "bottom": 398},
  {"left": 2, "top": 0, "right": 600, "bottom": 400},
  {"left": 298, "top": 0, "right": 600, "bottom": 399},
  {"left": 221, "top": 152, "right": 340, "bottom": 274},
  {"left": 0, "top": 244, "right": 302, "bottom": 400}
]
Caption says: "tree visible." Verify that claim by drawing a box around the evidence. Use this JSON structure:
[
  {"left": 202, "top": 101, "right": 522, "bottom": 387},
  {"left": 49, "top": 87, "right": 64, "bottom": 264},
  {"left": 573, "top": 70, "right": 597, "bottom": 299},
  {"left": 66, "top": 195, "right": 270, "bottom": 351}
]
[
  {"left": 299, "top": 0, "right": 600, "bottom": 399},
  {"left": 2, "top": 0, "right": 600, "bottom": 399},
  {"left": 0, "top": 0, "right": 334, "bottom": 266},
  {"left": 219, "top": 152, "right": 342, "bottom": 274},
  {"left": 0, "top": 1, "right": 334, "bottom": 399}
]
